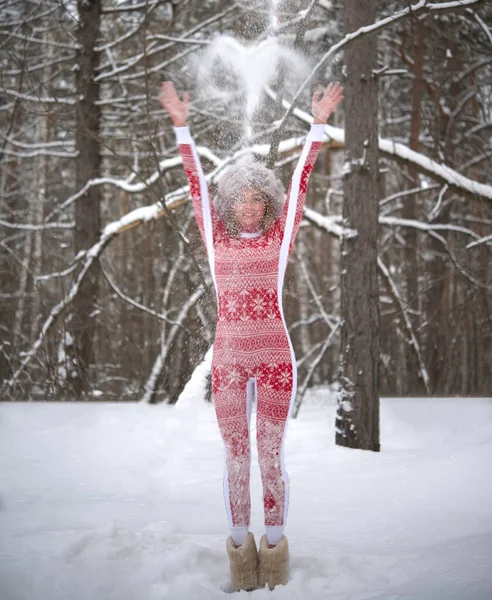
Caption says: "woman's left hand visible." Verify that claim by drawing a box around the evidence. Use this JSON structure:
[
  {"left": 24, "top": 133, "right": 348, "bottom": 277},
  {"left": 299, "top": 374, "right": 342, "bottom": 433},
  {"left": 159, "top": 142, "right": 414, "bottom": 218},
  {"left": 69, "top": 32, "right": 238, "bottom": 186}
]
[{"left": 312, "top": 82, "right": 344, "bottom": 124}]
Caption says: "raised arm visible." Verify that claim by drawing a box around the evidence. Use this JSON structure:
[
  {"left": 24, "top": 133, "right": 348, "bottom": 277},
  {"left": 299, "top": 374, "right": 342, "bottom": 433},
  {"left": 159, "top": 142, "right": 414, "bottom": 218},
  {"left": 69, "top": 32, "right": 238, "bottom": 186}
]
[
  {"left": 160, "top": 82, "right": 216, "bottom": 254},
  {"left": 280, "top": 124, "right": 324, "bottom": 251},
  {"left": 280, "top": 82, "right": 344, "bottom": 254},
  {"left": 173, "top": 125, "right": 216, "bottom": 246}
]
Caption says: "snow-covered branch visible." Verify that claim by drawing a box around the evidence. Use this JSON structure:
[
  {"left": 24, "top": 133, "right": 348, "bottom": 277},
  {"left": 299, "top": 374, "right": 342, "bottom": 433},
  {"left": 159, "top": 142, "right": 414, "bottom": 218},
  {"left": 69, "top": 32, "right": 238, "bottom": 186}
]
[
  {"left": 2, "top": 89, "right": 76, "bottom": 105},
  {"left": 380, "top": 185, "right": 440, "bottom": 211},
  {"left": 380, "top": 215, "right": 483, "bottom": 243},
  {"left": 0, "top": 219, "right": 74, "bottom": 231},
  {"left": 307, "top": 209, "right": 485, "bottom": 246},
  {"left": 1, "top": 148, "right": 77, "bottom": 159},
  {"left": 466, "top": 233, "right": 492, "bottom": 249},
  {"left": 95, "top": 5, "right": 159, "bottom": 53},
  {"left": 101, "top": 0, "right": 161, "bottom": 13},
  {"left": 297, "top": 240, "right": 339, "bottom": 330},
  {"left": 100, "top": 253, "right": 209, "bottom": 337},
  {"left": 148, "top": 34, "right": 209, "bottom": 46},
  {"left": 36, "top": 263, "right": 81, "bottom": 283},
  {"left": 303, "top": 207, "right": 356, "bottom": 238},
  {"left": 303, "top": 206, "right": 489, "bottom": 288},
  {"left": 96, "top": 4, "right": 238, "bottom": 81},
  {"left": 274, "top": 0, "right": 485, "bottom": 132},
  {"left": 468, "top": 8, "right": 492, "bottom": 45},
  {"left": 0, "top": 135, "right": 75, "bottom": 150},
  {"left": 2, "top": 54, "right": 77, "bottom": 77},
  {"left": 269, "top": 91, "right": 492, "bottom": 203},
  {"left": 140, "top": 285, "right": 207, "bottom": 404},
  {"left": 1, "top": 193, "right": 175, "bottom": 394},
  {"left": 0, "top": 234, "right": 110, "bottom": 396},
  {"left": 46, "top": 127, "right": 330, "bottom": 223},
  {"left": 377, "top": 257, "right": 430, "bottom": 392},
  {"left": 45, "top": 154, "right": 190, "bottom": 220},
  {"left": 0, "top": 30, "right": 79, "bottom": 50},
  {"left": 293, "top": 321, "right": 341, "bottom": 419}
]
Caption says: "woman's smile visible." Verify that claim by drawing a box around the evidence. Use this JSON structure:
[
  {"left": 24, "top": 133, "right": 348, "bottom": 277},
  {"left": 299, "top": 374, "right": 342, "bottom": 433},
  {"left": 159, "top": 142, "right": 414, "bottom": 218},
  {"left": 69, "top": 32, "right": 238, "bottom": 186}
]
[{"left": 233, "top": 187, "right": 266, "bottom": 232}]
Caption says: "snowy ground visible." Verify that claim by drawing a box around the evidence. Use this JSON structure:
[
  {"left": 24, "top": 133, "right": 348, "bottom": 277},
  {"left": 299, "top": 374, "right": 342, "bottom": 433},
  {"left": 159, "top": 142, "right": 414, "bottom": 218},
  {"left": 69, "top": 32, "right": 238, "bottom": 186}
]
[{"left": 1, "top": 390, "right": 491, "bottom": 600}]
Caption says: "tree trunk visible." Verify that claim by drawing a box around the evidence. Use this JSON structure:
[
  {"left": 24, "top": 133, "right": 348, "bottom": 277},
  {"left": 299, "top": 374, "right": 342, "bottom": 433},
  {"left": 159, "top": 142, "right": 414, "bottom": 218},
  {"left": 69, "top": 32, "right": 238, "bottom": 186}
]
[
  {"left": 404, "top": 18, "right": 426, "bottom": 395},
  {"left": 70, "top": 0, "right": 102, "bottom": 397},
  {"left": 29, "top": 38, "right": 52, "bottom": 345},
  {"left": 335, "top": 0, "right": 380, "bottom": 452}
]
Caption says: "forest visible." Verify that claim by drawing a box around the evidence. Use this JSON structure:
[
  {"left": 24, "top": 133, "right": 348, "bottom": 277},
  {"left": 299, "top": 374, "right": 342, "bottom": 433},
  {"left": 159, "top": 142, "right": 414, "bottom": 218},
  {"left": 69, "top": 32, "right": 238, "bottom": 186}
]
[{"left": 1, "top": 0, "right": 491, "bottom": 412}]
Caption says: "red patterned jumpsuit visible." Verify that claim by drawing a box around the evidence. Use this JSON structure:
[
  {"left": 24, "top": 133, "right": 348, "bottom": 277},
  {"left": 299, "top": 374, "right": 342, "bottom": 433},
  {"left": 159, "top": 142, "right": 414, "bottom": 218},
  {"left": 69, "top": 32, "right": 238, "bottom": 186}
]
[{"left": 175, "top": 124, "right": 324, "bottom": 546}]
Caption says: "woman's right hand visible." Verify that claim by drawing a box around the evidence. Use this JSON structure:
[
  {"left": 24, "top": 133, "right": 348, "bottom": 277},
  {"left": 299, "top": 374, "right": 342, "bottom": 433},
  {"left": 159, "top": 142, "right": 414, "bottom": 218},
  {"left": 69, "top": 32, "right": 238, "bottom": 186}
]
[{"left": 159, "top": 81, "right": 190, "bottom": 127}]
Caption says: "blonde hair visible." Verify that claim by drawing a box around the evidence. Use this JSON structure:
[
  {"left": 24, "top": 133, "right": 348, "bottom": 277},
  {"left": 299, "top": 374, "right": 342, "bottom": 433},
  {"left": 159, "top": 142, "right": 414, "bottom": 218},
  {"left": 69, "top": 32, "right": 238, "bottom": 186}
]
[{"left": 214, "top": 156, "right": 285, "bottom": 236}]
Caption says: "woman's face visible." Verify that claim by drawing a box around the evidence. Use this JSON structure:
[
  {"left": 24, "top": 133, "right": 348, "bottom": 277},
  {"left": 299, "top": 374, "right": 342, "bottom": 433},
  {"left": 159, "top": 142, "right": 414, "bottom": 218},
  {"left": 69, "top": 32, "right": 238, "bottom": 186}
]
[{"left": 232, "top": 187, "right": 266, "bottom": 233}]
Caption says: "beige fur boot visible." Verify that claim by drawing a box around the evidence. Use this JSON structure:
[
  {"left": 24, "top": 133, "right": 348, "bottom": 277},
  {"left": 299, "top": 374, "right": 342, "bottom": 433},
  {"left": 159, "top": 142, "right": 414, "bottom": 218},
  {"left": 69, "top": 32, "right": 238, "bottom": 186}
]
[
  {"left": 258, "top": 534, "right": 289, "bottom": 590},
  {"left": 226, "top": 532, "right": 259, "bottom": 592}
]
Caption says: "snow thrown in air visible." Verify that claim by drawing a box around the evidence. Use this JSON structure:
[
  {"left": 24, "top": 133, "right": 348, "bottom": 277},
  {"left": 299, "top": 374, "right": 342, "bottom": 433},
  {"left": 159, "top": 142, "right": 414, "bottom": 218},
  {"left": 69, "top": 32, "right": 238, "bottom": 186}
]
[{"left": 190, "top": 35, "right": 312, "bottom": 145}]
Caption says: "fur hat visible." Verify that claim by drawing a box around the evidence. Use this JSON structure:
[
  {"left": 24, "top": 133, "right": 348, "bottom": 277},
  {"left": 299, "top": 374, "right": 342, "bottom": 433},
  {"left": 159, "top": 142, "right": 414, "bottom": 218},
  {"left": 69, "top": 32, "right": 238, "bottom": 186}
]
[{"left": 214, "top": 155, "right": 285, "bottom": 223}]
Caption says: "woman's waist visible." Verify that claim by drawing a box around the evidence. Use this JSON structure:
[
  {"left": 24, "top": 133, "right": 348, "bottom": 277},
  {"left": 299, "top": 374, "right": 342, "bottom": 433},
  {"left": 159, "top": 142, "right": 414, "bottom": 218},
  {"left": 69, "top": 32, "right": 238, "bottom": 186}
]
[
  {"left": 214, "top": 270, "right": 281, "bottom": 289},
  {"left": 213, "top": 327, "right": 291, "bottom": 352},
  {"left": 216, "top": 303, "right": 283, "bottom": 323},
  {"left": 216, "top": 285, "right": 283, "bottom": 311}
]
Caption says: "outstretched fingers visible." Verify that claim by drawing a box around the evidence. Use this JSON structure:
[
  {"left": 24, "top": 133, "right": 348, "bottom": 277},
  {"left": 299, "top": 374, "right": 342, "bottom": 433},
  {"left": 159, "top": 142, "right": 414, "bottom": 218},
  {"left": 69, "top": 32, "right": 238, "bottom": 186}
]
[
  {"left": 311, "top": 81, "right": 344, "bottom": 123},
  {"left": 323, "top": 81, "right": 343, "bottom": 103},
  {"left": 160, "top": 81, "right": 183, "bottom": 106}
]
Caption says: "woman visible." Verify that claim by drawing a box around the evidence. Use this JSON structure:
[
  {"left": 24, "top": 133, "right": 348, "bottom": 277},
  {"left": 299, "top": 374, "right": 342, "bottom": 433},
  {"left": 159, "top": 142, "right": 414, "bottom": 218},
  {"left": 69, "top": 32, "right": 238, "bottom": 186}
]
[{"left": 160, "top": 80, "right": 343, "bottom": 591}]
